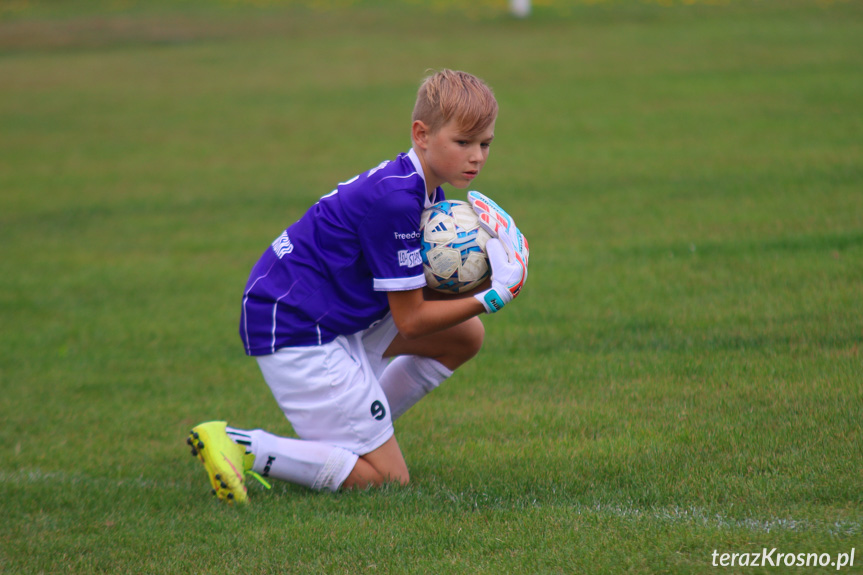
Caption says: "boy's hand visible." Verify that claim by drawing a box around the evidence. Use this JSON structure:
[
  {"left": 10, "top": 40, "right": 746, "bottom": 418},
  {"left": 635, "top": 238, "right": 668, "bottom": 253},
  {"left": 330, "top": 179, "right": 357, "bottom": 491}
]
[{"left": 468, "top": 192, "right": 529, "bottom": 313}]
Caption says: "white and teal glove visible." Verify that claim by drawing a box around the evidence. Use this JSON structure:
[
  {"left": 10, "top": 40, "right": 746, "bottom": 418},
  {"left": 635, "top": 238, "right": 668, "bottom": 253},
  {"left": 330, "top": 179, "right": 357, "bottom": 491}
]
[{"left": 468, "top": 191, "right": 530, "bottom": 313}]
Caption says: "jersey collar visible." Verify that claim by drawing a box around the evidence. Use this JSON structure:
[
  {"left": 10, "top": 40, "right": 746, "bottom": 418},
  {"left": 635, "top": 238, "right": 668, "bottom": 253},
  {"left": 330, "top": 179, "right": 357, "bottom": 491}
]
[{"left": 408, "top": 148, "right": 439, "bottom": 207}]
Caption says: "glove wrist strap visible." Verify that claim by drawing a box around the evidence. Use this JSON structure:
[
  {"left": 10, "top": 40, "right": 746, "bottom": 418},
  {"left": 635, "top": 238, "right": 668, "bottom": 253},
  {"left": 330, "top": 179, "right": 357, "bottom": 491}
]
[{"left": 475, "top": 287, "right": 509, "bottom": 314}]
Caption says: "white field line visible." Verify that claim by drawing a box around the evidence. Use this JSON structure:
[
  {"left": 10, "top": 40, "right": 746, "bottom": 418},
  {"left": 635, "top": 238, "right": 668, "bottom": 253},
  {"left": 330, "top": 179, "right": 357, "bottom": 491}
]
[
  {"left": 582, "top": 501, "right": 861, "bottom": 537},
  {"left": 4, "top": 468, "right": 860, "bottom": 536}
]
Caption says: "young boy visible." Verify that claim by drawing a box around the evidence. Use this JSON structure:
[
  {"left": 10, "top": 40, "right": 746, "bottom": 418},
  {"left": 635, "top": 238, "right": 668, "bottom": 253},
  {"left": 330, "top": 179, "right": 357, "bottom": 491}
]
[{"left": 187, "top": 69, "right": 529, "bottom": 502}]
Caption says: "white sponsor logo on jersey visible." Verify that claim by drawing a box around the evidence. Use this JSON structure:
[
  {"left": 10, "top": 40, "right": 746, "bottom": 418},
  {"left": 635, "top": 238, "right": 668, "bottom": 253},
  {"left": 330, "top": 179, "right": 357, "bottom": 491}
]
[
  {"left": 272, "top": 231, "right": 294, "bottom": 259},
  {"left": 394, "top": 230, "right": 422, "bottom": 240},
  {"left": 398, "top": 248, "right": 422, "bottom": 268},
  {"left": 367, "top": 160, "right": 390, "bottom": 178}
]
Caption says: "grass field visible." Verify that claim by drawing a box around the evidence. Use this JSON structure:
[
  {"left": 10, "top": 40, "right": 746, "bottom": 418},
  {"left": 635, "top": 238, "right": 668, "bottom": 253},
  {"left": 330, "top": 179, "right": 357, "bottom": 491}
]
[{"left": 1, "top": 0, "right": 862, "bottom": 573}]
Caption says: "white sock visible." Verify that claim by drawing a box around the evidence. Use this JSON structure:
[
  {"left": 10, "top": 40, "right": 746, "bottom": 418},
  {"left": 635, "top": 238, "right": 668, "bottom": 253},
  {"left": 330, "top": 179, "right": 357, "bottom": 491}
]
[
  {"left": 378, "top": 356, "right": 453, "bottom": 421},
  {"left": 226, "top": 427, "right": 358, "bottom": 492},
  {"left": 225, "top": 427, "right": 254, "bottom": 453}
]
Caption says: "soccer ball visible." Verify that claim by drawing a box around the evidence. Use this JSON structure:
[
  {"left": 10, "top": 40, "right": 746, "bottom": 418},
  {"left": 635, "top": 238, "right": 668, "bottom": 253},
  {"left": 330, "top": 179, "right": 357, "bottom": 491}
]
[{"left": 420, "top": 200, "right": 491, "bottom": 294}]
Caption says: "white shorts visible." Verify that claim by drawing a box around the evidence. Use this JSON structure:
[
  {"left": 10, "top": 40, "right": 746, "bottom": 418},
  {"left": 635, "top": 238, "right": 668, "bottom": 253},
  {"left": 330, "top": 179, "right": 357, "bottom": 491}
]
[{"left": 255, "top": 314, "right": 399, "bottom": 455}]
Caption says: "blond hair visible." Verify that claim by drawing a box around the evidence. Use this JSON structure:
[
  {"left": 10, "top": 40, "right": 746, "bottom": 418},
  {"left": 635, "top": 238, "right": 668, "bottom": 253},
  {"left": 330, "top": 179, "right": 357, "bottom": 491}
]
[{"left": 412, "top": 69, "right": 498, "bottom": 136}]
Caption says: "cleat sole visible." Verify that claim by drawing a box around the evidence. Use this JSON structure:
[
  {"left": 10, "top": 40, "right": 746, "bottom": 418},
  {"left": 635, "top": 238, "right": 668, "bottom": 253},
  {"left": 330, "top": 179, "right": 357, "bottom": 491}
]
[{"left": 186, "top": 421, "right": 248, "bottom": 504}]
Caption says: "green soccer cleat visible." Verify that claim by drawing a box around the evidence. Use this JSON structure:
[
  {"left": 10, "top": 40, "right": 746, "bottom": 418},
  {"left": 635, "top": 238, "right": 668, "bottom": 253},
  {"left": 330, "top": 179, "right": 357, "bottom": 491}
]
[{"left": 187, "top": 421, "right": 250, "bottom": 504}]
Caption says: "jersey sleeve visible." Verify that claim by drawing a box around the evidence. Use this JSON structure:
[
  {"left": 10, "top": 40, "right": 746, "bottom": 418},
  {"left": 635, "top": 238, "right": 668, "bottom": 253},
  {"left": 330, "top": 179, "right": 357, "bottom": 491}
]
[{"left": 359, "top": 188, "right": 426, "bottom": 292}]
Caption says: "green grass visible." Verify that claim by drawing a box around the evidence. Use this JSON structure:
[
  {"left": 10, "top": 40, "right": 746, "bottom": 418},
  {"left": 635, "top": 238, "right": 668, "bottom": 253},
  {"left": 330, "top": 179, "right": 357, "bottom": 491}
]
[{"left": 1, "top": 1, "right": 862, "bottom": 573}]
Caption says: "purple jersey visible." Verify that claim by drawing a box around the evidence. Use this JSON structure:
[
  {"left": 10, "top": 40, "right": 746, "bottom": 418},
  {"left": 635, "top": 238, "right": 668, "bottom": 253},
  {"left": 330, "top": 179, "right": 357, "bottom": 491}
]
[{"left": 240, "top": 149, "right": 443, "bottom": 355}]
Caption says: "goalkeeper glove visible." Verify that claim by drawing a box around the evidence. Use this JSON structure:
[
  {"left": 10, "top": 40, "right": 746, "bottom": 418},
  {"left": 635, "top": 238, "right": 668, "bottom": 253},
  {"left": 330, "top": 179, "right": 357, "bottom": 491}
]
[{"left": 468, "top": 191, "right": 529, "bottom": 313}]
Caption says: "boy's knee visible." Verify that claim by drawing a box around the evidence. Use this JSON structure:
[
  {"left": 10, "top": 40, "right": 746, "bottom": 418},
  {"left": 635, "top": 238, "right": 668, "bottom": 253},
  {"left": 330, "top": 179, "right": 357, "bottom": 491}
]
[
  {"left": 437, "top": 318, "right": 484, "bottom": 370},
  {"left": 342, "top": 461, "right": 409, "bottom": 490},
  {"left": 459, "top": 317, "right": 485, "bottom": 361},
  {"left": 390, "top": 468, "right": 410, "bottom": 486}
]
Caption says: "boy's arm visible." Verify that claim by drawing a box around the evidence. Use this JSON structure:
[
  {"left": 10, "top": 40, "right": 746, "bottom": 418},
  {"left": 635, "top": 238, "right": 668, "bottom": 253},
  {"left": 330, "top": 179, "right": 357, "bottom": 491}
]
[{"left": 387, "top": 288, "right": 485, "bottom": 340}]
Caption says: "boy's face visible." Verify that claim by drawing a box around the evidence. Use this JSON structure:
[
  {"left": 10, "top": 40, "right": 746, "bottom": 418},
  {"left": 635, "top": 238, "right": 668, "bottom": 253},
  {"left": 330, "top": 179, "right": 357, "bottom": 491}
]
[{"left": 414, "top": 119, "right": 495, "bottom": 193}]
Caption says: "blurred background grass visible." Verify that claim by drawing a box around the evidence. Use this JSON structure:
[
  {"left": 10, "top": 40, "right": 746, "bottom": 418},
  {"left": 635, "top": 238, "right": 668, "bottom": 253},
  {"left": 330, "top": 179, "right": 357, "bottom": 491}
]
[{"left": 1, "top": 0, "right": 861, "bottom": 573}]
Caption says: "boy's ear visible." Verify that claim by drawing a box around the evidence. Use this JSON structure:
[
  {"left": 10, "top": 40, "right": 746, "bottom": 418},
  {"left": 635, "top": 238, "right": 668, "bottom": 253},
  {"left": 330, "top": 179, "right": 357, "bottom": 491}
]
[{"left": 411, "top": 120, "right": 430, "bottom": 149}]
